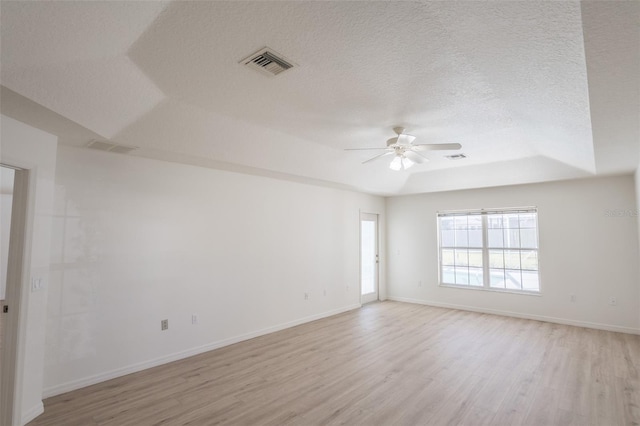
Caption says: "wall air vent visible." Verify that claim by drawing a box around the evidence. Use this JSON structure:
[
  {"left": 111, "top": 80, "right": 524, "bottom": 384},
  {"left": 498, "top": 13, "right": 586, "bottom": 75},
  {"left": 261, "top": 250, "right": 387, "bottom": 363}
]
[
  {"left": 240, "top": 47, "right": 295, "bottom": 77},
  {"left": 86, "top": 140, "right": 139, "bottom": 155},
  {"left": 445, "top": 154, "right": 467, "bottom": 160}
]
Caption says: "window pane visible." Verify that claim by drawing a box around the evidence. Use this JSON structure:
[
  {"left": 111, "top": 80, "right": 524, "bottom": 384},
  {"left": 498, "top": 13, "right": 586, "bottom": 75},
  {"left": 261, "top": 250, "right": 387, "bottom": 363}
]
[
  {"left": 468, "top": 267, "right": 483, "bottom": 286},
  {"left": 520, "top": 251, "right": 538, "bottom": 271},
  {"left": 455, "top": 216, "right": 468, "bottom": 230},
  {"left": 487, "top": 214, "right": 503, "bottom": 228},
  {"left": 441, "top": 249, "right": 455, "bottom": 266},
  {"left": 505, "top": 269, "right": 522, "bottom": 290},
  {"left": 489, "top": 250, "right": 504, "bottom": 268},
  {"left": 522, "top": 270, "right": 540, "bottom": 291},
  {"left": 489, "top": 269, "right": 506, "bottom": 288},
  {"left": 504, "top": 214, "right": 519, "bottom": 229},
  {"left": 519, "top": 213, "right": 536, "bottom": 228},
  {"left": 468, "top": 249, "right": 483, "bottom": 268},
  {"left": 468, "top": 215, "right": 482, "bottom": 229},
  {"left": 361, "top": 220, "right": 376, "bottom": 295},
  {"left": 441, "top": 230, "right": 455, "bottom": 247},
  {"left": 441, "top": 266, "right": 455, "bottom": 284},
  {"left": 440, "top": 217, "right": 454, "bottom": 230},
  {"left": 455, "top": 230, "right": 469, "bottom": 247},
  {"left": 505, "top": 229, "right": 520, "bottom": 248},
  {"left": 455, "top": 267, "right": 469, "bottom": 285},
  {"left": 442, "top": 267, "right": 455, "bottom": 284},
  {"left": 455, "top": 249, "right": 469, "bottom": 267},
  {"left": 504, "top": 250, "right": 521, "bottom": 269},
  {"left": 468, "top": 229, "right": 482, "bottom": 247},
  {"left": 488, "top": 229, "right": 504, "bottom": 248},
  {"left": 520, "top": 228, "right": 537, "bottom": 248}
]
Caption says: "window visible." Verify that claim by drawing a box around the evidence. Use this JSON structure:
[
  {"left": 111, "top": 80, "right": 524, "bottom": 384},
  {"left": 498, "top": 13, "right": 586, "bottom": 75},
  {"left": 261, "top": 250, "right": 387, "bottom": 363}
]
[{"left": 438, "top": 207, "right": 540, "bottom": 293}]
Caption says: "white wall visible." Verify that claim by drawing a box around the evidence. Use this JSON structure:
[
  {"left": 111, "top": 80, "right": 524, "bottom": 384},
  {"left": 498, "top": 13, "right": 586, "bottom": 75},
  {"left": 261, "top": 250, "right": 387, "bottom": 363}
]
[
  {"left": 387, "top": 175, "right": 640, "bottom": 333},
  {"left": 44, "top": 145, "right": 385, "bottom": 396},
  {"left": 0, "top": 115, "right": 58, "bottom": 425}
]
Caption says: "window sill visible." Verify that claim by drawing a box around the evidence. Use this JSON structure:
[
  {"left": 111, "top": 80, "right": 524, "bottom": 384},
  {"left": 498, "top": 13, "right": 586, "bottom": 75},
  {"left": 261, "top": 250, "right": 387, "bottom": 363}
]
[{"left": 439, "top": 283, "right": 542, "bottom": 297}]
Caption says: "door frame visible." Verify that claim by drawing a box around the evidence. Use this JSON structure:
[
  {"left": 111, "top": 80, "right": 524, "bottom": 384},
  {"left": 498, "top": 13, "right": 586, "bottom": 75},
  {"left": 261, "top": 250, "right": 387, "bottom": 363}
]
[
  {"left": 359, "top": 212, "right": 379, "bottom": 304},
  {"left": 1, "top": 165, "right": 30, "bottom": 426}
]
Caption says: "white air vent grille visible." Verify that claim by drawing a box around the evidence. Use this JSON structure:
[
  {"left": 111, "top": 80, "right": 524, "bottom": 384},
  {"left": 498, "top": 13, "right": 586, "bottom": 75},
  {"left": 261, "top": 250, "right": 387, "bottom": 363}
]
[
  {"left": 87, "top": 140, "right": 138, "bottom": 154},
  {"left": 240, "top": 47, "right": 295, "bottom": 76},
  {"left": 445, "top": 154, "right": 467, "bottom": 160}
]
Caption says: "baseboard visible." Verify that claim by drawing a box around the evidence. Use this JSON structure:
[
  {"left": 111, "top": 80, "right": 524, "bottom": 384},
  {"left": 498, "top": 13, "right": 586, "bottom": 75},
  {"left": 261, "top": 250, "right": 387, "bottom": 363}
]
[
  {"left": 387, "top": 296, "right": 640, "bottom": 335},
  {"left": 43, "top": 303, "right": 361, "bottom": 398},
  {"left": 21, "top": 401, "right": 44, "bottom": 426}
]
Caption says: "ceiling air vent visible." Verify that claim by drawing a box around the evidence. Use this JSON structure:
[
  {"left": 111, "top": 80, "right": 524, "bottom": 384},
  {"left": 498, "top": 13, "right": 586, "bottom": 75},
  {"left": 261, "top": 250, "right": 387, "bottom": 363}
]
[
  {"left": 445, "top": 154, "right": 467, "bottom": 160},
  {"left": 240, "top": 47, "right": 295, "bottom": 77},
  {"left": 86, "top": 140, "right": 139, "bottom": 155}
]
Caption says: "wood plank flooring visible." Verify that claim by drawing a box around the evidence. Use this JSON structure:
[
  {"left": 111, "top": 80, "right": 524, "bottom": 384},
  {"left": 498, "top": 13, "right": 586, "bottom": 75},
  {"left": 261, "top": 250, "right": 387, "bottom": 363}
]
[{"left": 28, "top": 301, "right": 640, "bottom": 426}]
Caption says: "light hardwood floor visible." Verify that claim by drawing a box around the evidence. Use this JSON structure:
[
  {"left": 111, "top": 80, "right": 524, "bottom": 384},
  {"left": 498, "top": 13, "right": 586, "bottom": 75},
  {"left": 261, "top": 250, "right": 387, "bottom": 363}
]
[{"left": 29, "top": 301, "right": 640, "bottom": 426}]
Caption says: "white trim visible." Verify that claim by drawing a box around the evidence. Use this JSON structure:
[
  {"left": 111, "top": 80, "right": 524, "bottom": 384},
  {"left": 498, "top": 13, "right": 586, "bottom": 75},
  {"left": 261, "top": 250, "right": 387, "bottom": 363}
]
[
  {"left": 20, "top": 402, "right": 43, "bottom": 426},
  {"left": 43, "top": 303, "right": 362, "bottom": 398},
  {"left": 437, "top": 206, "right": 537, "bottom": 216},
  {"left": 438, "top": 283, "right": 542, "bottom": 297},
  {"left": 387, "top": 296, "right": 640, "bottom": 335}
]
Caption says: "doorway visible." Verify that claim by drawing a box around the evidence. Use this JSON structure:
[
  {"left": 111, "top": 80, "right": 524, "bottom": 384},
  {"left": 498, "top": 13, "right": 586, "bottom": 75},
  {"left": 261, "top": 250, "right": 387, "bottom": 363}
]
[
  {"left": 0, "top": 164, "right": 27, "bottom": 426},
  {"left": 0, "top": 166, "right": 16, "bottom": 384},
  {"left": 360, "top": 212, "right": 378, "bottom": 304}
]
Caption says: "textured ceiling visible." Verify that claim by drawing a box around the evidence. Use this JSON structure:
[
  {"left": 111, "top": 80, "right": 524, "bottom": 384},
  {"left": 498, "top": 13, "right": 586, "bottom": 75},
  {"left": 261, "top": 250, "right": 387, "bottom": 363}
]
[{"left": 1, "top": 1, "right": 638, "bottom": 195}]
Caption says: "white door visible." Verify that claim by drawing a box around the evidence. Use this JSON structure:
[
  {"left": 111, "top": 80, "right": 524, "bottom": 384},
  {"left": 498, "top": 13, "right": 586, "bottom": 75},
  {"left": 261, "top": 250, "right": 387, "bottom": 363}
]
[{"left": 360, "top": 213, "right": 378, "bottom": 304}]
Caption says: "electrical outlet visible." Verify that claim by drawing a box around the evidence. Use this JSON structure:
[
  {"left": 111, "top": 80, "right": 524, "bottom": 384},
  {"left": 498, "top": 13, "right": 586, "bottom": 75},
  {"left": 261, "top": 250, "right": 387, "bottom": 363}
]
[
  {"left": 192, "top": 314, "right": 198, "bottom": 325},
  {"left": 161, "top": 319, "right": 168, "bottom": 330},
  {"left": 609, "top": 296, "right": 617, "bottom": 306}
]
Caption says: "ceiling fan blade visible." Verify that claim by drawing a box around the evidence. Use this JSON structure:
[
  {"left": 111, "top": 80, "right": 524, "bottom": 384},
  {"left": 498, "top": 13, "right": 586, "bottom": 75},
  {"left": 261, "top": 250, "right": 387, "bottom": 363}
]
[
  {"left": 396, "top": 133, "right": 416, "bottom": 145},
  {"left": 404, "top": 150, "right": 428, "bottom": 164},
  {"left": 412, "top": 143, "right": 462, "bottom": 151},
  {"left": 362, "top": 151, "right": 394, "bottom": 164},
  {"left": 344, "top": 147, "right": 389, "bottom": 151}
]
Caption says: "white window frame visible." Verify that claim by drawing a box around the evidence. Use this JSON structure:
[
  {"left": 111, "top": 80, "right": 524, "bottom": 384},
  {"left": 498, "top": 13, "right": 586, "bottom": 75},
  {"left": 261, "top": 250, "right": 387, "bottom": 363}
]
[{"left": 437, "top": 207, "right": 541, "bottom": 295}]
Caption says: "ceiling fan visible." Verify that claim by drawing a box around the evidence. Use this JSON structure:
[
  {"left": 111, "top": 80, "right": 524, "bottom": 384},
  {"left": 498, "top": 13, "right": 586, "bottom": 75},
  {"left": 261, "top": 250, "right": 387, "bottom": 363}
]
[{"left": 346, "top": 127, "right": 462, "bottom": 171}]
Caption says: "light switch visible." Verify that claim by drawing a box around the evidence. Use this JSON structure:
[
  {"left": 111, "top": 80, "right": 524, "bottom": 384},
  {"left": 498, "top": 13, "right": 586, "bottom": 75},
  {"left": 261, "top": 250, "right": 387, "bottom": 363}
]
[{"left": 31, "top": 278, "right": 44, "bottom": 292}]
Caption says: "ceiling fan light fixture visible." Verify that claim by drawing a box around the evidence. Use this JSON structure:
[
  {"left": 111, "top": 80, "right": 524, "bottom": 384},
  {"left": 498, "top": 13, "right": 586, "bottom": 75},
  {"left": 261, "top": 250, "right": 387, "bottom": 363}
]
[
  {"left": 389, "top": 156, "right": 403, "bottom": 171},
  {"left": 401, "top": 156, "right": 414, "bottom": 170},
  {"left": 346, "top": 126, "right": 462, "bottom": 171}
]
